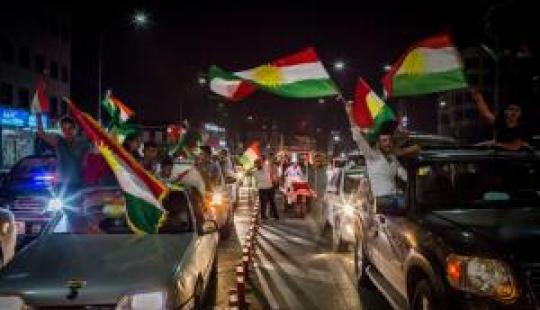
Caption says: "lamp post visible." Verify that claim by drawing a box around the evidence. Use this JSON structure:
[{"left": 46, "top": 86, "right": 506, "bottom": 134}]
[{"left": 98, "top": 11, "right": 149, "bottom": 123}]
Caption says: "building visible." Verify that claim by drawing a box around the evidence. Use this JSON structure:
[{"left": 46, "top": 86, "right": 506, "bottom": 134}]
[{"left": 0, "top": 4, "right": 71, "bottom": 168}]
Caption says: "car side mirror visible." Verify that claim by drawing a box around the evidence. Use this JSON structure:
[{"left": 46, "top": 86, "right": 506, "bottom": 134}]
[
  {"left": 225, "top": 176, "right": 236, "bottom": 185},
  {"left": 201, "top": 220, "right": 218, "bottom": 235},
  {"left": 374, "top": 197, "right": 406, "bottom": 216}
]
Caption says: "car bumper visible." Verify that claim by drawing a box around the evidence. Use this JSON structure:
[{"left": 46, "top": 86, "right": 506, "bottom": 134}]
[{"left": 444, "top": 289, "right": 537, "bottom": 310}]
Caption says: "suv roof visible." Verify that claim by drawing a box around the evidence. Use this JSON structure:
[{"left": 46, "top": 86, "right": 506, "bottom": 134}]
[
  {"left": 402, "top": 134, "right": 458, "bottom": 149},
  {"left": 417, "top": 147, "right": 540, "bottom": 161}
]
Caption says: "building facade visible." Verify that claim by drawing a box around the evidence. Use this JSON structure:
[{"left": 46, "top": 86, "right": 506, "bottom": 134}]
[{"left": 0, "top": 4, "right": 71, "bottom": 168}]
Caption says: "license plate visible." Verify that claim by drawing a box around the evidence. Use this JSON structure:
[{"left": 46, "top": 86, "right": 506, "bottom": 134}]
[{"left": 15, "top": 221, "right": 25, "bottom": 235}]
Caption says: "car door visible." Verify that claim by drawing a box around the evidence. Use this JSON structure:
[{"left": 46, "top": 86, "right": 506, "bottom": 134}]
[{"left": 369, "top": 209, "right": 408, "bottom": 297}]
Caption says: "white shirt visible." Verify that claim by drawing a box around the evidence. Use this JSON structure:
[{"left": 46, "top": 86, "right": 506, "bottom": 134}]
[
  {"left": 285, "top": 165, "right": 304, "bottom": 180},
  {"left": 253, "top": 168, "right": 273, "bottom": 190},
  {"left": 351, "top": 127, "right": 407, "bottom": 197}
]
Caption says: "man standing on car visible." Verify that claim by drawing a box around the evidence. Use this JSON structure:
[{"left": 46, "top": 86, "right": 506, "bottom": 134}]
[
  {"left": 36, "top": 114, "right": 91, "bottom": 194},
  {"left": 253, "top": 159, "right": 279, "bottom": 220},
  {"left": 345, "top": 102, "right": 409, "bottom": 208}
]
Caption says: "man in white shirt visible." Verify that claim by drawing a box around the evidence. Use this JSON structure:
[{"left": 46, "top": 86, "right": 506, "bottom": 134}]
[
  {"left": 253, "top": 159, "right": 279, "bottom": 219},
  {"left": 346, "top": 102, "right": 409, "bottom": 209}
]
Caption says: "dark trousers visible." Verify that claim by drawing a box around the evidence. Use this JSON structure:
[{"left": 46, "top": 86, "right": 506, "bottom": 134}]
[{"left": 259, "top": 188, "right": 279, "bottom": 219}]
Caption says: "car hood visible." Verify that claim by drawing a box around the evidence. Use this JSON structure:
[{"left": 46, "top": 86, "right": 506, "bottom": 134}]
[
  {"left": 0, "top": 233, "right": 193, "bottom": 306},
  {"left": 424, "top": 208, "right": 540, "bottom": 261}
]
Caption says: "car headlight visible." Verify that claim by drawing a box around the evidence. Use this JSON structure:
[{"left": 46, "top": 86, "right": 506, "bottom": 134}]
[
  {"left": 211, "top": 192, "right": 223, "bottom": 206},
  {"left": 0, "top": 296, "right": 28, "bottom": 310},
  {"left": 47, "top": 197, "right": 63, "bottom": 212},
  {"left": 116, "top": 291, "right": 167, "bottom": 310},
  {"left": 446, "top": 254, "right": 519, "bottom": 303}
]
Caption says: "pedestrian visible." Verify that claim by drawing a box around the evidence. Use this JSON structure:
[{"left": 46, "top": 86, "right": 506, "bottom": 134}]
[
  {"left": 36, "top": 114, "right": 91, "bottom": 194},
  {"left": 253, "top": 159, "right": 279, "bottom": 220},
  {"left": 471, "top": 88, "right": 531, "bottom": 150},
  {"left": 345, "top": 102, "right": 408, "bottom": 209},
  {"left": 123, "top": 133, "right": 142, "bottom": 162},
  {"left": 142, "top": 141, "right": 160, "bottom": 174}
]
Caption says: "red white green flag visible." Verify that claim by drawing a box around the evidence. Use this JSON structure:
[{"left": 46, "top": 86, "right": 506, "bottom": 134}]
[
  {"left": 31, "top": 76, "right": 49, "bottom": 113},
  {"left": 383, "top": 34, "right": 468, "bottom": 97},
  {"left": 239, "top": 142, "right": 261, "bottom": 169},
  {"left": 67, "top": 99, "right": 168, "bottom": 234},
  {"left": 236, "top": 47, "right": 338, "bottom": 98},
  {"left": 353, "top": 79, "right": 395, "bottom": 140},
  {"left": 208, "top": 66, "right": 256, "bottom": 101}
]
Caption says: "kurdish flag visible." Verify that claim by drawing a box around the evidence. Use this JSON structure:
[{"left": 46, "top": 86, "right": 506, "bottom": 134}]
[
  {"left": 67, "top": 99, "right": 168, "bottom": 234},
  {"left": 353, "top": 79, "right": 395, "bottom": 141},
  {"left": 233, "top": 47, "right": 338, "bottom": 98},
  {"left": 238, "top": 142, "right": 261, "bottom": 169},
  {"left": 209, "top": 66, "right": 256, "bottom": 101},
  {"left": 102, "top": 90, "right": 135, "bottom": 124},
  {"left": 383, "top": 34, "right": 468, "bottom": 97}
]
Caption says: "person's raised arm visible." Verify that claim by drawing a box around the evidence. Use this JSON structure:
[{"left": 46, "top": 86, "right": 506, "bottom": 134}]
[
  {"left": 344, "top": 100, "right": 376, "bottom": 159},
  {"left": 471, "top": 88, "right": 496, "bottom": 124},
  {"left": 36, "top": 113, "right": 58, "bottom": 148}
]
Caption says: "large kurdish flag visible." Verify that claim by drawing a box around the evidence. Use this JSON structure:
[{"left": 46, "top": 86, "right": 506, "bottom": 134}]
[
  {"left": 353, "top": 79, "right": 395, "bottom": 141},
  {"left": 383, "top": 34, "right": 468, "bottom": 97},
  {"left": 238, "top": 142, "right": 261, "bottom": 169},
  {"left": 68, "top": 100, "right": 168, "bottom": 234},
  {"left": 231, "top": 47, "right": 338, "bottom": 98},
  {"left": 209, "top": 66, "right": 256, "bottom": 101}
]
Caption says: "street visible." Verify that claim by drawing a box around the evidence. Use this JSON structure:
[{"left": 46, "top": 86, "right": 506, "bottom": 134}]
[{"left": 212, "top": 187, "right": 391, "bottom": 309}]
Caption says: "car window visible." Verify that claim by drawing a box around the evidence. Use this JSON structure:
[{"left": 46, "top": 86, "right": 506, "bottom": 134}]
[
  {"left": 52, "top": 191, "right": 193, "bottom": 234},
  {"left": 416, "top": 161, "right": 540, "bottom": 209}
]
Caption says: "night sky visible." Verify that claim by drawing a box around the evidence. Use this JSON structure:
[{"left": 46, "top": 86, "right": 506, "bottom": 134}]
[{"left": 67, "top": 0, "right": 537, "bottom": 135}]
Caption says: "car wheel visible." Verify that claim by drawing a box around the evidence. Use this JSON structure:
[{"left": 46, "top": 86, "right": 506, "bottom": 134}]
[
  {"left": 354, "top": 235, "right": 372, "bottom": 288},
  {"left": 412, "top": 279, "right": 440, "bottom": 310}
]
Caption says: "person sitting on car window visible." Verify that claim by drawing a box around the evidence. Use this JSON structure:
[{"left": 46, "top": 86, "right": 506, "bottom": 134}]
[
  {"left": 159, "top": 157, "right": 174, "bottom": 182},
  {"left": 471, "top": 88, "right": 531, "bottom": 150},
  {"left": 346, "top": 102, "right": 408, "bottom": 209},
  {"left": 36, "top": 114, "right": 91, "bottom": 194},
  {"left": 142, "top": 141, "right": 160, "bottom": 174}
]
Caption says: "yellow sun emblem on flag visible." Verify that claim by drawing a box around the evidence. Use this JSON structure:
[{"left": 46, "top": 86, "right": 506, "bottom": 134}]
[{"left": 252, "top": 64, "right": 284, "bottom": 88}]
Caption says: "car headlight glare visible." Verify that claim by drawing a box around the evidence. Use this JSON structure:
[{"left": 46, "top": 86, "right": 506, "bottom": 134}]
[
  {"left": 116, "top": 291, "right": 166, "bottom": 310},
  {"left": 446, "top": 254, "right": 518, "bottom": 303},
  {"left": 0, "top": 296, "right": 28, "bottom": 310},
  {"left": 47, "top": 198, "right": 63, "bottom": 212},
  {"left": 210, "top": 192, "right": 223, "bottom": 206},
  {"left": 342, "top": 203, "right": 355, "bottom": 217}
]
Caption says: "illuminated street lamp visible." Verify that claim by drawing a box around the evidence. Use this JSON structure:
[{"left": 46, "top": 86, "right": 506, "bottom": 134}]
[
  {"left": 439, "top": 100, "right": 447, "bottom": 108},
  {"left": 333, "top": 60, "right": 345, "bottom": 71},
  {"left": 133, "top": 11, "right": 148, "bottom": 27}
]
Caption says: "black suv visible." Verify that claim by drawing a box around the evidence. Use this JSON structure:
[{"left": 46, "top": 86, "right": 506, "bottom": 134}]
[{"left": 355, "top": 147, "right": 540, "bottom": 309}]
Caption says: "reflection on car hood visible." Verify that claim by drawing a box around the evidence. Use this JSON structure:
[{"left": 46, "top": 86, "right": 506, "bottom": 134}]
[
  {"left": 426, "top": 208, "right": 540, "bottom": 260},
  {"left": 0, "top": 233, "right": 193, "bottom": 306}
]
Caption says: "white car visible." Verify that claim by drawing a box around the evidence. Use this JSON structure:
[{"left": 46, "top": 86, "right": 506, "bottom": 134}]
[
  {"left": 0, "top": 186, "right": 219, "bottom": 309},
  {"left": 322, "top": 164, "right": 370, "bottom": 251}
]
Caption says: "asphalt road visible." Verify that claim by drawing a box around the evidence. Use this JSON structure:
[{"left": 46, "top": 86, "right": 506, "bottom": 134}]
[{"left": 211, "top": 187, "right": 391, "bottom": 310}]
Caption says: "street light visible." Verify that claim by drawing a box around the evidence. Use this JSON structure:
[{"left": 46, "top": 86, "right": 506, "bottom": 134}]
[
  {"left": 439, "top": 100, "right": 447, "bottom": 108},
  {"left": 383, "top": 64, "right": 392, "bottom": 72},
  {"left": 333, "top": 60, "right": 345, "bottom": 71},
  {"left": 98, "top": 10, "right": 150, "bottom": 123}
]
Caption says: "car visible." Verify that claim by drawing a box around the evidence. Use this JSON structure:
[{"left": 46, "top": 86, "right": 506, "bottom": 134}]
[
  {"left": 0, "top": 185, "right": 219, "bottom": 309},
  {"left": 322, "top": 160, "right": 370, "bottom": 251},
  {"left": 0, "top": 155, "right": 59, "bottom": 249},
  {"left": 354, "top": 147, "right": 540, "bottom": 310},
  {"left": 173, "top": 160, "right": 235, "bottom": 239}
]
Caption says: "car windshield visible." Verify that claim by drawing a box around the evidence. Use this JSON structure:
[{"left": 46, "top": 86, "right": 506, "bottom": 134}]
[
  {"left": 52, "top": 191, "right": 194, "bottom": 234},
  {"left": 416, "top": 160, "right": 540, "bottom": 209},
  {"left": 10, "top": 157, "right": 56, "bottom": 181}
]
